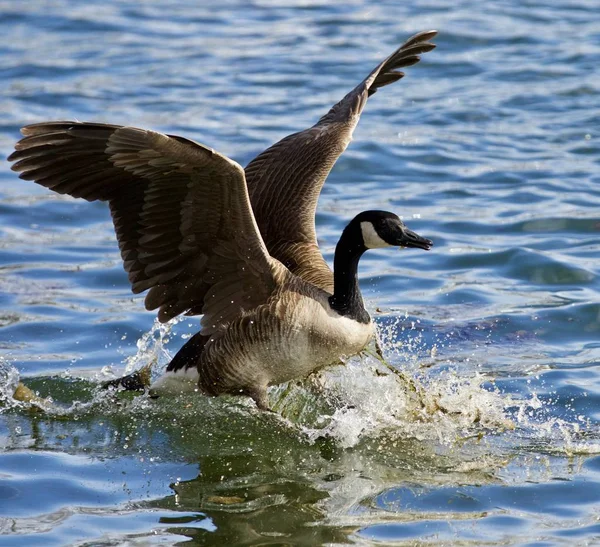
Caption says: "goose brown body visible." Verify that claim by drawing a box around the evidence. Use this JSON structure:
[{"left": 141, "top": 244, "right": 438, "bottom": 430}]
[
  {"left": 190, "top": 277, "right": 374, "bottom": 409},
  {"left": 8, "top": 31, "right": 437, "bottom": 409}
]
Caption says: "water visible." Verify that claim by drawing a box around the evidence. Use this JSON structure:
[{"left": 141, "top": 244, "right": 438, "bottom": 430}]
[{"left": 1, "top": 0, "right": 599, "bottom": 544}]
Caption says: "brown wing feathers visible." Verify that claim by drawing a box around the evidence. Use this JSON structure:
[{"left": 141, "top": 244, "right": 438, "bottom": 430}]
[
  {"left": 8, "top": 123, "right": 277, "bottom": 327},
  {"left": 8, "top": 31, "right": 437, "bottom": 326},
  {"left": 367, "top": 30, "right": 437, "bottom": 96},
  {"left": 245, "top": 31, "right": 437, "bottom": 293}
]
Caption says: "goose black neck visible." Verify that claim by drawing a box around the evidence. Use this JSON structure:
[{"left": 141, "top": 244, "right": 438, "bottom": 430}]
[{"left": 328, "top": 224, "right": 370, "bottom": 324}]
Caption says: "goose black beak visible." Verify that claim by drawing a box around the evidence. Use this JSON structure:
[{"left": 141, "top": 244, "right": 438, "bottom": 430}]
[{"left": 399, "top": 228, "right": 433, "bottom": 251}]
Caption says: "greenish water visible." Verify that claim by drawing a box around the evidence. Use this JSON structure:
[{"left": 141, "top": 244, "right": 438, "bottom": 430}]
[{"left": 1, "top": 0, "right": 599, "bottom": 545}]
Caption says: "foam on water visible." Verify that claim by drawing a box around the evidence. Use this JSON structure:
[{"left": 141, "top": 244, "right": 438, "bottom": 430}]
[
  {"left": 0, "top": 357, "right": 21, "bottom": 411},
  {"left": 1, "top": 317, "right": 598, "bottom": 461},
  {"left": 267, "top": 316, "right": 600, "bottom": 454}
]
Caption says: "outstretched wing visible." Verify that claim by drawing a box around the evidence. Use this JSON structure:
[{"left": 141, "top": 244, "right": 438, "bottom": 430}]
[
  {"left": 245, "top": 30, "right": 437, "bottom": 292},
  {"left": 9, "top": 122, "right": 283, "bottom": 334}
]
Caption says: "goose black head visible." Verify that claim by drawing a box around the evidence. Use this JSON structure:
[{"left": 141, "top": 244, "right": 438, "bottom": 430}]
[
  {"left": 354, "top": 210, "right": 432, "bottom": 251},
  {"left": 330, "top": 210, "right": 432, "bottom": 322}
]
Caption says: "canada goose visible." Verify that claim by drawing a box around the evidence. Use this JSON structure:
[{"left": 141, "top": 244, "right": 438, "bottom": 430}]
[{"left": 8, "top": 30, "right": 436, "bottom": 410}]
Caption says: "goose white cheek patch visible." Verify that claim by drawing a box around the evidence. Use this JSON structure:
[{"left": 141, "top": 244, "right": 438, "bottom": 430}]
[{"left": 360, "top": 221, "right": 392, "bottom": 249}]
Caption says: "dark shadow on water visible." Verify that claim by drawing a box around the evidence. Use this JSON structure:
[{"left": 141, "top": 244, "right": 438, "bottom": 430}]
[{"left": 146, "top": 469, "right": 351, "bottom": 545}]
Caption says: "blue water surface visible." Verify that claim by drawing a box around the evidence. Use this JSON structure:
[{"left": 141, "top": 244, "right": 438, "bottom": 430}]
[{"left": 0, "top": 0, "right": 599, "bottom": 545}]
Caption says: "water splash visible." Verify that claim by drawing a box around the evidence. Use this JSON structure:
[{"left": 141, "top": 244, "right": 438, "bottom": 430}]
[
  {"left": 0, "top": 318, "right": 183, "bottom": 416},
  {"left": 268, "top": 356, "right": 518, "bottom": 449},
  {"left": 267, "top": 316, "right": 599, "bottom": 454},
  {"left": 1, "top": 315, "right": 597, "bottom": 459},
  {"left": 0, "top": 357, "right": 22, "bottom": 411},
  {"left": 110, "top": 317, "right": 184, "bottom": 381}
]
